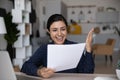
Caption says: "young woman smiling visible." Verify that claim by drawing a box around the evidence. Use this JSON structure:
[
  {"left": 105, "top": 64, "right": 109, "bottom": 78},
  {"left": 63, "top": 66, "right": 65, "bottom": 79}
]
[{"left": 21, "top": 14, "right": 95, "bottom": 78}]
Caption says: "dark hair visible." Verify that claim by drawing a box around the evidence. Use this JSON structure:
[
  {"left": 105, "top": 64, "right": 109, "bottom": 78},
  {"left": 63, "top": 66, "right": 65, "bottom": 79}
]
[{"left": 47, "top": 14, "right": 68, "bottom": 31}]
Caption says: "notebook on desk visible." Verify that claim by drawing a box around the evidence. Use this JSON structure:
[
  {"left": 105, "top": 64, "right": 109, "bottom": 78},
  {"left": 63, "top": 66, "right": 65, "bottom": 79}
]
[{"left": 0, "top": 51, "right": 41, "bottom": 80}]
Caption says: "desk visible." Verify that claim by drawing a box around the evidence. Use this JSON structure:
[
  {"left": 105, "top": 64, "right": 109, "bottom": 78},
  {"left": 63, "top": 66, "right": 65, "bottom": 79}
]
[{"left": 16, "top": 72, "right": 118, "bottom": 80}]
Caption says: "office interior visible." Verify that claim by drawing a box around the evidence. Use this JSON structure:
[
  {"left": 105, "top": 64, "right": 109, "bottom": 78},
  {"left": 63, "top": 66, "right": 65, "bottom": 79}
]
[{"left": 0, "top": 0, "right": 120, "bottom": 75}]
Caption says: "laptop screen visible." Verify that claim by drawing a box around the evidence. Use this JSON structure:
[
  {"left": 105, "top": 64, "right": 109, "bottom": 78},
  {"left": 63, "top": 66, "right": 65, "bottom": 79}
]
[
  {"left": 0, "top": 51, "right": 42, "bottom": 80},
  {"left": 0, "top": 51, "right": 17, "bottom": 80}
]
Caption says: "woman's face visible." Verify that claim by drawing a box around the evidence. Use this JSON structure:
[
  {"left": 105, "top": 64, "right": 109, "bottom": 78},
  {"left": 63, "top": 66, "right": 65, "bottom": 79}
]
[{"left": 48, "top": 21, "right": 67, "bottom": 44}]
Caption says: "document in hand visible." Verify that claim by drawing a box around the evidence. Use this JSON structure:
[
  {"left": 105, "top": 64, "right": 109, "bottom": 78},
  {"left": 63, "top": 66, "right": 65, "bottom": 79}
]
[{"left": 47, "top": 43, "right": 86, "bottom": 72}]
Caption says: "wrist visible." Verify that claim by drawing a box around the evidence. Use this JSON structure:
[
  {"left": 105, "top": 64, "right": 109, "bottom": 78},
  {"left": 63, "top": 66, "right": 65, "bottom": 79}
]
[
  {"left": 37, "top": 69, "right": 41, "bottom": 76},
  {"left": 37, "top": 66, "right": 44, "bottom": 76},
  {"left": 86, "top": 47, "right": 91, "bottom": 53}
]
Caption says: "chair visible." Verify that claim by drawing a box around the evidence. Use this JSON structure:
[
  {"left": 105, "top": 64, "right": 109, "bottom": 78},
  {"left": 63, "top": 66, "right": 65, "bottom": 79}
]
[{"left": 92, "top": 38, "right": 116, "bottom": 62}]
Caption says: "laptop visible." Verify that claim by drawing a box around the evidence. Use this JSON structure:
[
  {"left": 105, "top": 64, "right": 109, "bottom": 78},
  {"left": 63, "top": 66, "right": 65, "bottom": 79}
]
[{"left": 0, "top": 51, "right": 41, "bottom": 80}]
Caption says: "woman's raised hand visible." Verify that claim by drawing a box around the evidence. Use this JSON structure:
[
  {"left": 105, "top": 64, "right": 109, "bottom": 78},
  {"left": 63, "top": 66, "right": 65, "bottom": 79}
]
[{"left": 85, "top": 28, "right": 94, "bottom": 53}]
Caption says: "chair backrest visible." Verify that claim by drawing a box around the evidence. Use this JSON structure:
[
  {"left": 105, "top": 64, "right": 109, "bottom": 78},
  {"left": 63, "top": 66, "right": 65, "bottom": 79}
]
[{"left": 106, "top": 38, "right": 116, "bottom": 46}]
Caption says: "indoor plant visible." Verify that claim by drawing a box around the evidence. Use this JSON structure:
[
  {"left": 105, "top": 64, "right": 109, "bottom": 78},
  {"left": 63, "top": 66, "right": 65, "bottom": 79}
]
[
  {"left": 114, "top": 26, "right": 120, "bottom": 37},
  {"left": 4, "top": 12, "right": 20, "bottom": 61},
  {"left": 116, "top": 60, "right": 120, "bottom": 80},
  {"left": 117, "top": 60, "right": 120, "bottom": 69},
  {"left": 114, "top": 26, "right": 120, "bottom": 80},
  {"left": 114, "top": 26, "right": 120, "bottom": 50}
]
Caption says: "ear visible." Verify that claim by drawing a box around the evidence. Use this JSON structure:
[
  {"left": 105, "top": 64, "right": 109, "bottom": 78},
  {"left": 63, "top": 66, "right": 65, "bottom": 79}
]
[{"left": 46, "top": 29, "right": 50, "bottom": 34}]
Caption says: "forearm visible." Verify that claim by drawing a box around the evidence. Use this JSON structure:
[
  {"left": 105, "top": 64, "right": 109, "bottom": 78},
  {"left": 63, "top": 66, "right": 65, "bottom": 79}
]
[
  {"left": 21, "top": 61, "right": 38, "bottom": 76},
  {"left": 86, "top": 46, "right": 92, "bottom": 53},
  {"left": 83, "top": 52, "right": 95, "bottom": 73},
  {"left": 77, "top": 51, "right": 95, "bottom": 73}
]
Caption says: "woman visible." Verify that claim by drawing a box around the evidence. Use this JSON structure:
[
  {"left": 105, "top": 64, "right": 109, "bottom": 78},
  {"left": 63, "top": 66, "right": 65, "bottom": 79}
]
[{"left": 21, "top": 14, "right": 95, "bottom": 78}]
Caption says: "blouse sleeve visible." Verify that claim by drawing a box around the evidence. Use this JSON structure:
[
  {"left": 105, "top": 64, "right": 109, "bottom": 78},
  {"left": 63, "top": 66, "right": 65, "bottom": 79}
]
[
  {"left": 77, "top": 50, "right": 95, "bottom": 73},
  {"left": 21, "top": 44, "right": 47, "bottom": 76}
]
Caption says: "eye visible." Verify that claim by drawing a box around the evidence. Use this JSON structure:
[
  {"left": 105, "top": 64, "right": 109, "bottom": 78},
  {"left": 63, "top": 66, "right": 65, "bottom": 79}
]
[
  {"left": 61, "top": 27, "right": 66, "bottom": 31},
  {"left": 52, "top": 29, "right": 57, "bottom": 32}
]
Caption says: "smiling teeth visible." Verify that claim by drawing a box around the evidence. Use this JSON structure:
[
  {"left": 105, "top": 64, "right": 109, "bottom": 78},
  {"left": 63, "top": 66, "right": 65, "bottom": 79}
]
[{"left": 57, "top": 37, "right": 63, "bottom": 41}]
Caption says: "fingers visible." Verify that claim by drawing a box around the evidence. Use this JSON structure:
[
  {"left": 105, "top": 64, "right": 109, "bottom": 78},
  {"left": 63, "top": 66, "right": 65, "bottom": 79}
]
[
  {"left": 86, "top": 28, "right": 94, "bottom": 43},
  {"left": 87, "top": 28, "right": 94, "bottom": 39},
  {"left": 37, "top": 67, "right": 54, "bottom": 78},
  {"left": 85, "top": 28, "right": 94, "bottom": 52}
]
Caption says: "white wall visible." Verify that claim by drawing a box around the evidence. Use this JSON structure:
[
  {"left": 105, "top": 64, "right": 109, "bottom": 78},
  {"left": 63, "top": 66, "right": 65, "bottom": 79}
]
[
  {"left": 0, "top": 0, "right": 120, "bottom": 49},
  {"left": 63, "top": 0, "right": 120, "bottom": 50},
  {"left": 34, "top": 0, "right": 120, "bottom": 36},
  {"left": 35, "top": 0, "right": 67, "bottom": 37},
  {"left": 65, "top": 0, "right": 120, "bottom": 33},
  {"left": 63, "top": 0, "right": 120, "bottom": 11},
  {"left": 0, "top": 0, "right": 119, "bottom": 36},
  {"left": 34, "top": 0, "right": 120, "bottom": 50}
]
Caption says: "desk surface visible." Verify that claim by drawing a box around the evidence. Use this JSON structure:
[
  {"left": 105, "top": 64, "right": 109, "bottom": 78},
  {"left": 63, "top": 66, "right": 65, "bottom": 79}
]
[{"left": 16, "top": 72, "right": 118, "bottom": 80}]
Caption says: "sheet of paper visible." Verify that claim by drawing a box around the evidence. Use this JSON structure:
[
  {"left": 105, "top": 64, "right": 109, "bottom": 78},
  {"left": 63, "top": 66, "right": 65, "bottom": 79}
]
[{"left": 47, "top": 43, "right": 86, "bottom": 72}]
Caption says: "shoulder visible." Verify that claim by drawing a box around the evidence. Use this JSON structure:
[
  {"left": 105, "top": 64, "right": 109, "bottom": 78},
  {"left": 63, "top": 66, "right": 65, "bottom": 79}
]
[
  {"left": 36, "top": 43, "right": 49, "bottom": 52},
  {"left": 38, "top": 42, "right": 54, "bottom": 50}
]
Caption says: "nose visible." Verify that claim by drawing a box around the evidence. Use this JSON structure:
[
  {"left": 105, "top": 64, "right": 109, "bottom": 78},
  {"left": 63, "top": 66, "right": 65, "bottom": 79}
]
[{"left": 58, "top": 30, "right": 62, "bottom": 36}]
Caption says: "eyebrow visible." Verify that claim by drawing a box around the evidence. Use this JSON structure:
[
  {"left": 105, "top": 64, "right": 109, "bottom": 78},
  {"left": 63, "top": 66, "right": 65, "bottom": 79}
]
[{"left": 51, "top": 26, "right": 66, "bottom": 29}]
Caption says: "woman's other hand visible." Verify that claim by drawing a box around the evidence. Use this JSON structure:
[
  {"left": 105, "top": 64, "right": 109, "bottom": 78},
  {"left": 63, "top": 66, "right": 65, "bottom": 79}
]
[
  {"left": 85, "top": 28, "right": 94, "bottom": 53},
  {"left": 37, "top": 67, "right": 55, "bottom": 78}
]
